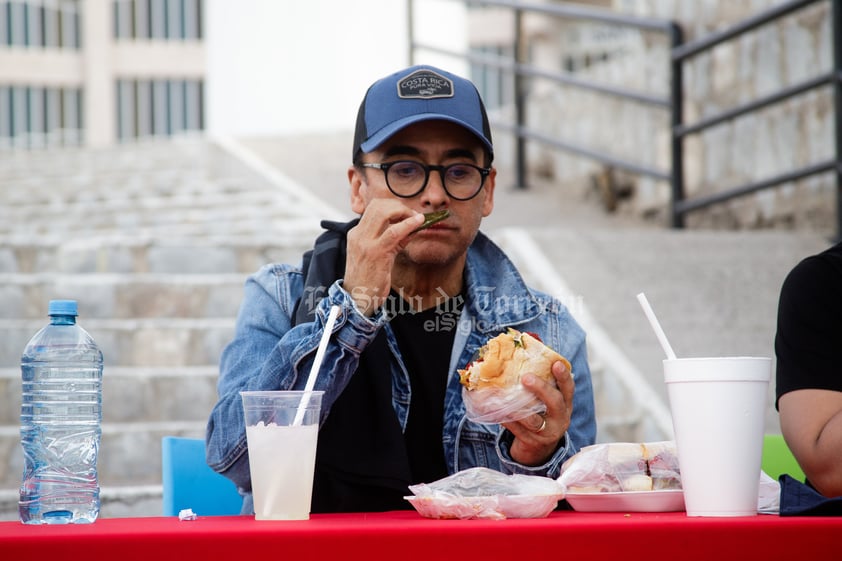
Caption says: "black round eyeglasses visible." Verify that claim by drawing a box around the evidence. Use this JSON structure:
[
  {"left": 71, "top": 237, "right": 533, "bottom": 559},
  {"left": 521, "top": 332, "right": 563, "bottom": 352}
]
[{"left": 361, "top": 160, "right": 491, "bottom": 201}]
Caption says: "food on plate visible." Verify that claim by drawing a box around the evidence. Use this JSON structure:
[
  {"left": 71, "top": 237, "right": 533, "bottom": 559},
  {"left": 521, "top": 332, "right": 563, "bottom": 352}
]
[
  {"left": 559, "top": 441, "right": 681, "bottom": 493},
  {"left": 413, "top": 209, "right": 450, "bottom": 232},
  {"left": 458, "top": 328, "right": 571, "bottom": 423},
  {"left": 645, "top": 441, "right": 683, "bottom": 490}
]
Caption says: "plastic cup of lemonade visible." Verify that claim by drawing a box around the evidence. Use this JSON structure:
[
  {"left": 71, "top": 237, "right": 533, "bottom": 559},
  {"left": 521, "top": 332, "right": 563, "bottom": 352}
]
[{"left": 241, "top": 390, "right": 323, "bottom": 520}]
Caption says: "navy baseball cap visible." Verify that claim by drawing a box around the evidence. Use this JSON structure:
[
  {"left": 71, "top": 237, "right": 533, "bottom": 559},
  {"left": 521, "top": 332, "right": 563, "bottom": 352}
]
[{"left": 352, "top": 65, "right": 493, "bottom": 163}]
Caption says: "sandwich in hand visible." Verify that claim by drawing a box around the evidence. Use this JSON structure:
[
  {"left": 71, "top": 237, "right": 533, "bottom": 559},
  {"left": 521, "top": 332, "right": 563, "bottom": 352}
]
[{"left": 458, "top": 328, "right": 571, "bottom": 424}]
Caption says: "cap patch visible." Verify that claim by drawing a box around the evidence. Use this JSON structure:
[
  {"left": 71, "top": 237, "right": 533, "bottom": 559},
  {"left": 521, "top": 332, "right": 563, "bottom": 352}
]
[{"left": 397, "top": 69, "right": 454, "bottom": 99}]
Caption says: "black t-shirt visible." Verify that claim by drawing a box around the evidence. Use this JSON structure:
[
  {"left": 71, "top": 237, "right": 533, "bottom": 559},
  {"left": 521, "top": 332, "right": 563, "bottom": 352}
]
[
  {"left": 775, "top": 242, "right": 842, "bottom": 408},
  {"left": 387, "top": 291, "right": 463, "bottom": 484}
]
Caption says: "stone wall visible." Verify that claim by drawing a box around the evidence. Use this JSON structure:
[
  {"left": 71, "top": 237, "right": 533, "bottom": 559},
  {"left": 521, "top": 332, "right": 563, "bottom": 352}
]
[{"left": 521, "top": 0, "right": 834, "bottom": 234}]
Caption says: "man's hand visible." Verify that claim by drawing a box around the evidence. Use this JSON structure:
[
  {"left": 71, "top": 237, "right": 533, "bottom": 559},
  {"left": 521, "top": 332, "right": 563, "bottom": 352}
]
[
  {"left": 343, "top": 199, "right": 425, "bottom": 316},
  {"left": 502, "top": 359, "right": 575, "bottom": 466}
]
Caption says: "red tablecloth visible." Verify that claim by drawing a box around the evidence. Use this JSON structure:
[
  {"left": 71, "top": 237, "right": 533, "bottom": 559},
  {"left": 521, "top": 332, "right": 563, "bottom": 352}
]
[{"left": 0, "top": 510, "right": 838, "bottom": 560}]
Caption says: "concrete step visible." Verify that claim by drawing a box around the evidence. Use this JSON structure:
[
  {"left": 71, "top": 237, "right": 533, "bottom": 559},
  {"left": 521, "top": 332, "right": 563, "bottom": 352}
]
[
  {"left": 0, "top": 485, "right": 164, "bottom": 521},
  {"left": 0, "top": 234, "right": 314, "bottom": 274},
  {"left": 1, "top": 364, "right": 217, "bottom": 489},
  {"left": 0, "top": 136, "right": 328, "bottom": 244},
  {"left": 0, "top": 420, "right": 207, "bottom": 489},
  {"left": 0, "top": 136, "right": 340, "bottom": 520},
  {"left": 0, "top": 273, "right": 247, "bottom": 320},
  {"left": 0, "top": 317, "right": 235, "bottom": 369},
  {"left": 0, "top": 137, "right": 230, "bottom": 191},
  {"left": 0, "top": 193, "right": 321, "bottom": 237},
  {"left": 1, "top": 170, "right": 268, "bottom": 204},
  {"left": 0, "top": 205, "right": 320, "bottom": 238},
  {"left": 0, "top": 365, "right": 220, "bottom": 426}
]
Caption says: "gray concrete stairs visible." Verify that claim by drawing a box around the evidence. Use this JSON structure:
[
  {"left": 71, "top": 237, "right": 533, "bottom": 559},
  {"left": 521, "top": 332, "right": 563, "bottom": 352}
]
[{"left": 0, "top": 137, "right": 325, "bottom": 519}]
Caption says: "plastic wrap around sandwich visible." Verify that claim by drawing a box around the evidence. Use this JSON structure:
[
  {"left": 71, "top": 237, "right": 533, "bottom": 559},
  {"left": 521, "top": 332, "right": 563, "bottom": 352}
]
[
  {"left": 458, "top": 328, "right": 571, "bottom": 424},
  {"left": 559, "top": 441, "right": 682, "bottom": 493}
]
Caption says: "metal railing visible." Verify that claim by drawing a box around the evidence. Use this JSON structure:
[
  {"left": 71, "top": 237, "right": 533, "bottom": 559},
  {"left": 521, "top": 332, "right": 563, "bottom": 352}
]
[
  {"left": 670, "top": 0, "right": 840, "bottom": 235},
  {"left": 408, "top": 0, "right": 841, "bottom": 239},
  {"left": 409, "top": 0, "right": 678, "bottom": 190}
]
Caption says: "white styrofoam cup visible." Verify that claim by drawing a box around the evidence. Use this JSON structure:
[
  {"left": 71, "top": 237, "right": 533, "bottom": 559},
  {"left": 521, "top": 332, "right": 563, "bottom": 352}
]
[{"left": 664, "top": 357, "right": 771, "bottom": 517}]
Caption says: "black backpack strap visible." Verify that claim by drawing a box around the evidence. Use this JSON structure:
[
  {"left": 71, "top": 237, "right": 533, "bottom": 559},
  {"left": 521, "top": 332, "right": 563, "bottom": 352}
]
[{"left": 292, "top": 218, "right": 359, "bottom": 326}]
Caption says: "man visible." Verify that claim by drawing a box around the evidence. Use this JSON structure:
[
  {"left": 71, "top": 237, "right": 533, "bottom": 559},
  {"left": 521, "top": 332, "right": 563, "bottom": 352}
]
[
  {"left": 775, "top": 241, "right": 842, "bottom": 497},
  {"left": 206, "top": 65, "right": 596, "bottom": 513}
]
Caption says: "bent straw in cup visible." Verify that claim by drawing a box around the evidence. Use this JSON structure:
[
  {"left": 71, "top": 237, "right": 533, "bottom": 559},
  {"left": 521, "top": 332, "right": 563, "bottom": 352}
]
[
  {"left": 636, "top": 292, "right": 677, "bottom": 360},
  {"left": 293, "top": 304, "right": 341, "bottom": 426}
]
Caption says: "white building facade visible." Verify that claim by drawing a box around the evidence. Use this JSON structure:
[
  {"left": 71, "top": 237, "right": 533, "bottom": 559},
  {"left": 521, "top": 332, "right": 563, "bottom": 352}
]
[{"left": 0, "top": 0, "right": 467, "bottom": 149}]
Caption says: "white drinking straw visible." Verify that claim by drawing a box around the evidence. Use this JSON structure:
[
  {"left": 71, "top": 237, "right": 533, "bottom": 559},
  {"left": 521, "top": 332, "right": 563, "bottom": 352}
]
[
  {"left": 293, "top": 304, "right": 341, "bottom": 426},
  {"left": 636, "top": 292, "right": 677, "bottom": 360}
]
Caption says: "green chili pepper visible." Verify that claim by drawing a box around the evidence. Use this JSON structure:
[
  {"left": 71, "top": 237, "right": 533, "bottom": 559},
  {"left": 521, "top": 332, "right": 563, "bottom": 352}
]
[{"left": 414, "top": 209, "right": 450, "bottom": 232}]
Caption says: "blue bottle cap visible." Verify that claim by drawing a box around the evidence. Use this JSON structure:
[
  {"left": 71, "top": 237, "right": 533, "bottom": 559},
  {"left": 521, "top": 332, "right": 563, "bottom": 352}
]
[{"left": 48, "top": 300, "right": 78, "bottom": 316}]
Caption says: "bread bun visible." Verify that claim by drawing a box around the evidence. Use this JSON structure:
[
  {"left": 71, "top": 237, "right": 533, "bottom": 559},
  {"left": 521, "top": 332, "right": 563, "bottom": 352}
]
[
  {"left": 458, "top": 328, "right": 570, "bottom": 391},
  {"left": 458, "top": 328, "right": 571, "bottom": 424}
]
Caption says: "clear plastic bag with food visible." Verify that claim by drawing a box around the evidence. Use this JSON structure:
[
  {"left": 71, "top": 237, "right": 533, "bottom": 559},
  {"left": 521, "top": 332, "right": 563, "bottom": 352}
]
[
  {"left": 458, "top": 328, "right": 570, "bottom": 424},
  {"left": 405, "top": 467, "right": 566, "bottom": 520},
  {"left": 462, "top": 384, "right": 548, "bottom": 424},
  {"left": 558, "top": 441, "right": 682, "bottom": 493}
]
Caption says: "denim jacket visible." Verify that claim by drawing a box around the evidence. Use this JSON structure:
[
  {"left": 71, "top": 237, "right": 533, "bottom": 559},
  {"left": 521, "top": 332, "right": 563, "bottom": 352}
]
[{"left": 206, "top": 231, "right": 596, "bottom": 509}]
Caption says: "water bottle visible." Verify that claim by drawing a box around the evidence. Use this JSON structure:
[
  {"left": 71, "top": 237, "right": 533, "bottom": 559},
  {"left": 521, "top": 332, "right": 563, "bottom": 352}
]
[{"left": 19, "top": 300, "right": 103, "bottom": 524}]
